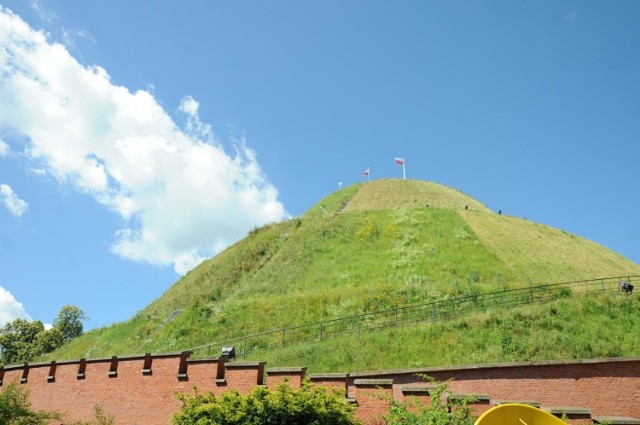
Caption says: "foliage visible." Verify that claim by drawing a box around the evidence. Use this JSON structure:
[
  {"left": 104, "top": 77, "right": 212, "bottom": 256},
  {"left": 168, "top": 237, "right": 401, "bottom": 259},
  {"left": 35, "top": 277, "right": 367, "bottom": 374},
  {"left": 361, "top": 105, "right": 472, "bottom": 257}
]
[
  {"left": 382, "top": 378, "right": 476, "bottom": 425},
  {"left": 35, "top": 327, "right": 65, "bottom": 355},
  {"left": 0, "top": 305, "right": 86, "bottom": 364},
  {"left": 252, "top": 292, "right": 640, "bottom": 372},
  {"left": 172, "top": 381, "right": 359, "bottom": 425},
  {"left": 54, "top": 305, "right": 87, "bottom": 341},
  {"left": 0, "top": 381, "right": 61, "bottom": 424},
  {"left": 0, "top": 319, "right": 46, "bottom": 364},
  {"left": 356, "top": 219, "right": 379, "bottom": 240}
]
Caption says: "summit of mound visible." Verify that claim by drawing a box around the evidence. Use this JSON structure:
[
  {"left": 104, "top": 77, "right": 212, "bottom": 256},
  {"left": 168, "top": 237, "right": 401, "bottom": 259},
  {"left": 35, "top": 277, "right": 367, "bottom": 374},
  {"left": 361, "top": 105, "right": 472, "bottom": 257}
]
[{"left": 304, "top": 179, "right": 491, "bottom": 217}]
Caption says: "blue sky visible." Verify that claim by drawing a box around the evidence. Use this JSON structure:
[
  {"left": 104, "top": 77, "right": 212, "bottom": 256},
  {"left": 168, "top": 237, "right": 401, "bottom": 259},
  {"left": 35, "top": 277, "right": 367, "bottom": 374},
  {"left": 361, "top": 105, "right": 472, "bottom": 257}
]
[{"left": 0, "top": 1, "right": 638, "bottom": 331}]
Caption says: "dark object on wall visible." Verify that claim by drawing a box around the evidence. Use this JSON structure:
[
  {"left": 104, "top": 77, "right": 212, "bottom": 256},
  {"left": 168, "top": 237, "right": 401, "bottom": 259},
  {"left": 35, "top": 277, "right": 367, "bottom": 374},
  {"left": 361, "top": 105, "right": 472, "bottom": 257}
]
[{"left": 221, "top": 346, "right": 236, "bottom": 361}]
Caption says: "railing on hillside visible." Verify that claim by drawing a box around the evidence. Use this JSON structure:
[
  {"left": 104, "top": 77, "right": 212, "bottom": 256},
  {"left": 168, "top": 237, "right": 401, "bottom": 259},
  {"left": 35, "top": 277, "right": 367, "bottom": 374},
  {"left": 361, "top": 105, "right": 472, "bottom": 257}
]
[{"left": 187, "top": 275, "right": 638, "bottom": 359}]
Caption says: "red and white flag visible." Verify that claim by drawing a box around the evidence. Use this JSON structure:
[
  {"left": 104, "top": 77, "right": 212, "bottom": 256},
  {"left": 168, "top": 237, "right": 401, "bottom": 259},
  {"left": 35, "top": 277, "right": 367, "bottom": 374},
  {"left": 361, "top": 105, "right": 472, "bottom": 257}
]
[
  {"left": 362, "top": 168, "right": 370, "bottom": 176},
  {"left": 394, "top": 157, "right": 406, "bottom": 179}
]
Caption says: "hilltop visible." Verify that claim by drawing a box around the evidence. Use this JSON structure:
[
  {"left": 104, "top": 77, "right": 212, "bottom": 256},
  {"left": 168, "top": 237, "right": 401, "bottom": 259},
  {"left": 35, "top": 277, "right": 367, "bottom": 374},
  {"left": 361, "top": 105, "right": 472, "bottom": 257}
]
[{"left": 46, "top": 180, "right": 640, "bottom": 370}]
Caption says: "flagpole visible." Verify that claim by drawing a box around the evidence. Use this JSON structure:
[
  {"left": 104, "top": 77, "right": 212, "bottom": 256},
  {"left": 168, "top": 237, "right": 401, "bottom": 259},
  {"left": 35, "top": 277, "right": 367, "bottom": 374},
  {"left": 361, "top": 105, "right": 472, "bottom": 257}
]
[
  {"left": 394, "top": 156, "right": 406, "bottom": 179},
  {"left": 403, "top": 157, "right": 406, "bottom": 180}
]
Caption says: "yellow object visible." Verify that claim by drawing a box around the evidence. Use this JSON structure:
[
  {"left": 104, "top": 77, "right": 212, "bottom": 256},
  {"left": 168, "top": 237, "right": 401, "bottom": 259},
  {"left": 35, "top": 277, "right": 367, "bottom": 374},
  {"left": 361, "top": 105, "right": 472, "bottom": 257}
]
[{"left": 475, "top": 404, "right": 566, "bottom": 425}]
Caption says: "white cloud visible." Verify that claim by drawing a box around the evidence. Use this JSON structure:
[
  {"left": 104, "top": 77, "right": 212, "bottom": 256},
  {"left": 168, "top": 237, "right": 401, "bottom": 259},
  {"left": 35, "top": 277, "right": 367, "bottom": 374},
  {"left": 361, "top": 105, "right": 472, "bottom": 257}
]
[
  {"left": 60, "top": 27, "right": 97, "bottom": 60},
  {"left": 29, "top": 168, "right": 47, "bottom": 176},
  {"left": 179, "top": 96, "right": 200, "bottom": 116},
  {"left": 0, "top": 184, "right": 29, "bottom": 218},
  {"left": 29, "top": 0, "right": 55, "bottom": 23},
  {"left": 0, "top": 138, "right": 9, "bottom": 156},
  {"left": 0, "top": 7, "right": 287, "bottom": 274},
  {"left": 179, "top": 95, "right": 215, "bottom": 142},
  {"left": 0, "top": 286, "right": 31, "bottom": 327}
]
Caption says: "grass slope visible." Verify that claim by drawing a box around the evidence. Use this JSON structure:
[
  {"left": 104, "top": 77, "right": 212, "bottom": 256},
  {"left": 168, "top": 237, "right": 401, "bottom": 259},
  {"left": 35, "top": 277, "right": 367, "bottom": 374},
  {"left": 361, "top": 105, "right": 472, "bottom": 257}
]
[
  {"left": 255, "top": 292, "right": 640, "bottom": 372},
  {"left": 47, "top": 180, "right": 640, "bottom": 369},
  {"left": 462, "top": 211, "right": 640, "bottom": 283},
  {"left": 343, "top": 179, "right": 491, "bottom": 213}
]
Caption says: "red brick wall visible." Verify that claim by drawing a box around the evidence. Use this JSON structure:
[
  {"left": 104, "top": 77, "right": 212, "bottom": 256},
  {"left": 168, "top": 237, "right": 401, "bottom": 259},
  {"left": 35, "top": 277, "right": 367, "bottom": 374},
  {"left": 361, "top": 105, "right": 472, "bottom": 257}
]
[
  {"left": 224, "top": 361, "right": 265, "bottom": 393},
  {"left": 351, "top": 379, "right": 394, "bottom": 424},
  {"left": 369, "top": 359, "right": 640, "bottom": 419},
  {"left": 1, "top": 355, "right": 638, "bottom": 425},
  {"left": 266, "top": 367, "right": 307, "bottom": 389}
]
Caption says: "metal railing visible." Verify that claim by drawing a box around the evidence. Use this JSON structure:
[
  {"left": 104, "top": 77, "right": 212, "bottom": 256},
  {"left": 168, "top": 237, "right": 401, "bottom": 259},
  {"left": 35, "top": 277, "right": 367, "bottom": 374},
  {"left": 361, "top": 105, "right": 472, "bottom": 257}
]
[{"left": 187, "top": 275, "right": 638, "bottom": 359}]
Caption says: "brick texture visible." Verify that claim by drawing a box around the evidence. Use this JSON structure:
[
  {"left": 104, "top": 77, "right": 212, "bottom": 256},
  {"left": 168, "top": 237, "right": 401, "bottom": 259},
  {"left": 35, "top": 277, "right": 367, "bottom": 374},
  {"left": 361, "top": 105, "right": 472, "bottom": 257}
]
[{"left": 2, "top": 356, "right": 638, "bottom": 424}]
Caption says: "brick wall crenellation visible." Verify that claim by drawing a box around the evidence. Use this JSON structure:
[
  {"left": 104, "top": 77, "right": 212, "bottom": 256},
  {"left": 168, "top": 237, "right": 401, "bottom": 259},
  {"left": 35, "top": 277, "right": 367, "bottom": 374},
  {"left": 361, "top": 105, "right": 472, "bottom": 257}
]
[{"left": 1, "top": 355, "right": 638, "bottom": 425}]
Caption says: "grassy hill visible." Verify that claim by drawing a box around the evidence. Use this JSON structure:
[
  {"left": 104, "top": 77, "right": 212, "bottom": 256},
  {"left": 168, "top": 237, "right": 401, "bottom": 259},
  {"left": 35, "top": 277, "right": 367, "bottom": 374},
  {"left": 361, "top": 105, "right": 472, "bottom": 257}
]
[{"left": 46, "top": 180, "right": 640, "bottom": 370}]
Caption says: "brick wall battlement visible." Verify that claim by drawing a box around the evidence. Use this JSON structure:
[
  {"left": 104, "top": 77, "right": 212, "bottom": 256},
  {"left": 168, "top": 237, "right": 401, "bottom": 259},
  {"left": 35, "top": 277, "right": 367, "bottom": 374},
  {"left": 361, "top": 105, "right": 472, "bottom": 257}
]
[{"left": 1, "top": 355, "right": 638, "bottom": 424}]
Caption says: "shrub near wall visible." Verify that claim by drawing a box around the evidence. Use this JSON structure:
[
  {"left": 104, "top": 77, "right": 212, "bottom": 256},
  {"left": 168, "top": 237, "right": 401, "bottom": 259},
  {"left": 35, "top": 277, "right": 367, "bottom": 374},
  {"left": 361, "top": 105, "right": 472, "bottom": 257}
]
[
  {"left": 0, "top": 381, "right": 61, "bottom": 424},
  {"left": 172, "top": 381, "right": 360, "bottom": 425},
  {"left": 383, "top": 379, "right": 477, "bottom": 425}
]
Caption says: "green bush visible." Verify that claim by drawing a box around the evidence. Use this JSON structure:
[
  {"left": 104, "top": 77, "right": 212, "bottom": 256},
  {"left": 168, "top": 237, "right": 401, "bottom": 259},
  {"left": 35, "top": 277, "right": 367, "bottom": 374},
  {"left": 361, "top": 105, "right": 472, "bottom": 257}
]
[
  {"left": 173, "top": 380, "right": 359, "bottom": 425},
  {"left": 0, "top": 381, "right": 61, "bottom": 424},
  {"left": 383, "top": 378, "right": 477, "bottom": 425}
]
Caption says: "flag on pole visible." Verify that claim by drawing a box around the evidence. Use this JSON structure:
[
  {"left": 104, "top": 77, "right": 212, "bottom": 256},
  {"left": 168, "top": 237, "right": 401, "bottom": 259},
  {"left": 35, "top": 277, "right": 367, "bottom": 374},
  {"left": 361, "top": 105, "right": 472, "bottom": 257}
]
[
  {"left": 362, "top": 168, "right": 370, "bottom": 176},
  {"left": 394, "top": 157, "right": 406, "bottom": 179}
]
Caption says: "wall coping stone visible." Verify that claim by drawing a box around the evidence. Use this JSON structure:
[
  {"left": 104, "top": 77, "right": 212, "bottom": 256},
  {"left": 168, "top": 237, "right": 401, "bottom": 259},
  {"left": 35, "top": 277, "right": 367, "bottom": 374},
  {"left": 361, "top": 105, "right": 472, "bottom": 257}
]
[
  {"left": 400, "top": 384, "right": 437, "bottom": 393},
  {"left": 494, "top": 400, "right": 541, "bottom": 407},
  {"left": 593, "top": 417, "right": 640, "bottom": 425},
  {"left": 348, "top": 357, "right": 640, "bottom": 378},
  {"left": 543, "top": 407, "right": 592, "bottom": 415},
  {"left": 267, "top": 367, "right": 306, "bottom": 373},
  {"left": 188, "top": 358, "right": 218, "bottom": 365},
  {"left": 354, "top": 379, "right": 393, "bottom": 387},
  {"left": 8, "top": 355, "right": 636, "bottom": 374},
  {"left": 3, "top": 352, "right": 189, "bottom": 370},
  {"left": 225, "top": 362, "right": 263, "bottom": 369},
  {"left": 310, "top": 373, "right": 349, "bottom": 379},
  {"left": 449, "top": 393, "right": 491, "bottom": 401}
]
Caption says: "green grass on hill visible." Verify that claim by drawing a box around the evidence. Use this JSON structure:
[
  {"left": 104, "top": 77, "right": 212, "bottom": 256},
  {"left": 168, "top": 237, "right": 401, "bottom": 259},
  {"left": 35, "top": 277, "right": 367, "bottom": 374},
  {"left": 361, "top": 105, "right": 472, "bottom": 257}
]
[
  {"left": 249, "top": 292, "right": 640, "bottom": 372},
  {"left": 45, "top": 180, "right": 640, "bottom": 370},
  {"left": 343, "top": 179, "right": 491, "bottom": 213},
  {"left": 462, "top": 211, "right": 640, "bottom": 283},
  {"left": 303, "top": 183, "right": 362, "bottom": 217}
]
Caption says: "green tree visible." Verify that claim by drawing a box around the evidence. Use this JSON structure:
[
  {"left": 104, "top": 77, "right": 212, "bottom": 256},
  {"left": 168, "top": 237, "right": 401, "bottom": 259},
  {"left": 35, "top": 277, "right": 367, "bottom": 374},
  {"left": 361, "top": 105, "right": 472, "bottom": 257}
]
[
  {"left": 0, "top": 305, "right": 87, "bottom": 364},
  {"left": 53, "top": 305, "right": 87, "bottom": 341},
  {"left": 0, "top": 319, "right": 45, "bottom": 364},
  {"left": 35, "top": 327, "right": 65, "bottom": 355},
  {"left": 173, "top": 380, "right": 360, "bottom": 425},
  {"left": 0, "top": 381, "right": 61, "bottom": 424}
]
